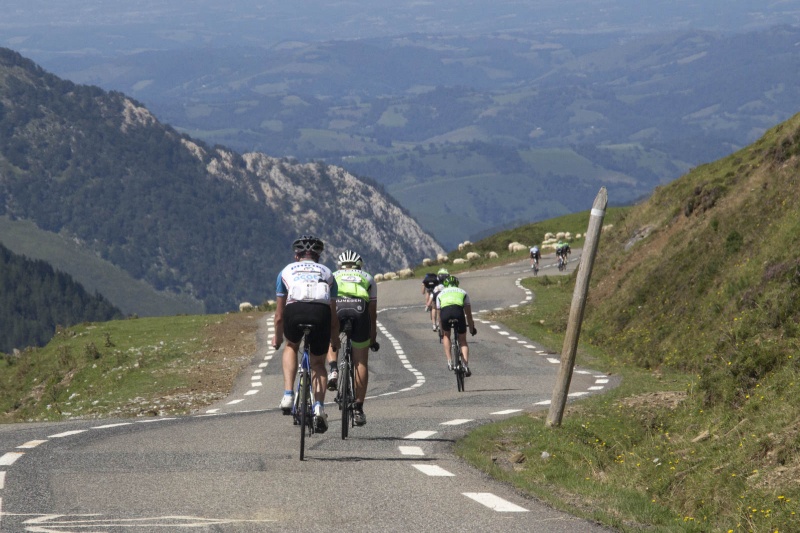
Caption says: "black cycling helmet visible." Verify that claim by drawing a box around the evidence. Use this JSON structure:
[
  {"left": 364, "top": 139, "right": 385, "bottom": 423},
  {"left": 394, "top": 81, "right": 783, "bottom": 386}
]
[
  {"left": 442, "top": 275, "right": 459, "bottom": 288},
  {"left": 337, "top": 250, "right": 363, "bottom": 269},
  {"left": 292, "top": 234, "right": 324, "bottom": 254}
]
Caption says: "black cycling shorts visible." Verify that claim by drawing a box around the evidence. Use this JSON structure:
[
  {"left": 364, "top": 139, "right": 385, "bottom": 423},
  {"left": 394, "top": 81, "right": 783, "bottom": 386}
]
[
  {"left": 336, "top": 297, "right": 371, "bottom": 348},
  {"left": 283, "top": 301, "right": 332, "bottom": 356},
  {"left": 440, "top": 305, "right": 466, "bottom": 334}
]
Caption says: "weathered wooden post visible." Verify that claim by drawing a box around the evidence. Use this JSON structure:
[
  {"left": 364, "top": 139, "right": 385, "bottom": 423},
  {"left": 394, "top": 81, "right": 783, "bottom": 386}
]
[{"left": 546, "top": 187, "right": 607, "bottom": 427}]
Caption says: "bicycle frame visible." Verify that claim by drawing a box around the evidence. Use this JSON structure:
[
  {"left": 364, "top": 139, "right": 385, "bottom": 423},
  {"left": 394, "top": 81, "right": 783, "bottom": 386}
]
[{"left": 446, "top": 318, "right": 466, "bottom": 392}]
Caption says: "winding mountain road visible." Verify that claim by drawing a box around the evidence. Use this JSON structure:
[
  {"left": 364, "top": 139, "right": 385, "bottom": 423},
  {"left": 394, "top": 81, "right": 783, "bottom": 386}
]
[{"left": 0, "top": 252, "right": 618, "bottom": 532}]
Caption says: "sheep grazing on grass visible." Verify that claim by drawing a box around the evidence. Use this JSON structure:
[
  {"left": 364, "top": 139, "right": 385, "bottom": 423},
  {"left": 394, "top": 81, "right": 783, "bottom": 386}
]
[
  {"left": 374, "top": 274, "right": 385, "bottom": 282},
  {"left": 383, "top": 272, "right": 398, "bottom": 280},
  {"left": 457, "top": 240, "right": 473, "bottom": 251},
  {"left": 453, "top": 258, "right": 467, "bottom": 264},
  {"left": 239, "top": 302, "right": 254, "bottom": 312},
  {"left": 422, "top": 258, "right": 433, "bottom": 266},
  {"left": 465, "top": 251, "right": 481, "bottom": 260},
  {"left": 488, "top": 251, "right": 499, "bottom": 258},
  {"left": 397, "top": 268, "right": 414, "bottom": 279},
  {"left": 437, "top": 253, "right": 449, "bottom": 264},
  {"left": 508, "top": 242, "right": 528, "bottom": 253}
]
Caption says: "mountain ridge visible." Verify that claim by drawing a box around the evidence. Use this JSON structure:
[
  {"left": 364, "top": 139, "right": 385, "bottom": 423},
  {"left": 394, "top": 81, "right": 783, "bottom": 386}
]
[{"left": 0, "top": 48, "right": 443, "bottom": 315}]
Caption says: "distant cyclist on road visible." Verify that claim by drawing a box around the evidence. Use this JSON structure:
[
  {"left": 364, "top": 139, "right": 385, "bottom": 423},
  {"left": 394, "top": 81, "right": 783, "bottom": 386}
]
[
  {"left": 529, "top": 244, "right": 541, "bottom": 271},
  {"left": 325, "top": 250, "right": 378, "bottom": 426},
  {"left": 421, "top": 271, "right": 440, "bottom": 330},
  {"left": 272, "top": 235, "right": 340, "bottom": 433},
  {"left": 436, "top": 275, "right": 477, "bottom": 376}
]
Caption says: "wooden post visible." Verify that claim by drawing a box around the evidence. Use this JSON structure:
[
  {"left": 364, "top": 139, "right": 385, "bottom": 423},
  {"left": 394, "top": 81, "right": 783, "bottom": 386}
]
[{"left": 546, "top": 187, "right": 607, "bottom": 428}]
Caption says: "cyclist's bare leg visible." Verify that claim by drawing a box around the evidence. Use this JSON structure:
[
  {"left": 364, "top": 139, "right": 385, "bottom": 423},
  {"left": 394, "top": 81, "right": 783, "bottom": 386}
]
[
  {"left": 310, "top": 353, "right": 327, "bottom": 403},
  {"left": 282, "top": 341, "right": 300, "bottom": 391},
  {"left": 458, "top": 332, "right": 469, "bottom": 365},
  {"left": 353, "top": 346, "right": 369, "bottom": 403},
  {"left": 441, "top": 329, "right": 453, "bottom": 365},
  {"left": 325, "top": 344, "right": 337, "bottom": 370}
]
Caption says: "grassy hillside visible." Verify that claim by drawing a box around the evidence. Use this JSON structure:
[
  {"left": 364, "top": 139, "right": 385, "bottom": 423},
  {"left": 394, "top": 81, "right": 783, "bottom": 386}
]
[
  {"left": 0, "top": 216, "right": 205, "bottom": 317},
  {"left": 456, "top": 112, "right": 800, "bottom": 531}
]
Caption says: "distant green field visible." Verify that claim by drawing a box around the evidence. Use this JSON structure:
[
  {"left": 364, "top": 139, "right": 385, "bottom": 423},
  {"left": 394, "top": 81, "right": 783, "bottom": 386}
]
[{"left": 0, "top": 217, "right": 204, "bottom": 317}]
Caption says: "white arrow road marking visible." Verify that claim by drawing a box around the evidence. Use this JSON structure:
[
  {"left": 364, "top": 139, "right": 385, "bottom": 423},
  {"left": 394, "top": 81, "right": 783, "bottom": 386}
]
[
  {"left": 413, "top": 465, "right": 454, "bottom": 476},
  {"left": 463, "top": 492, "right": 529, "bottom": 512}
]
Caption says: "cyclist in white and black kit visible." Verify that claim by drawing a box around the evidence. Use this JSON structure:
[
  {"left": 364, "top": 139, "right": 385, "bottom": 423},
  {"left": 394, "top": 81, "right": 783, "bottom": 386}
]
[{"left": 272, "top": 235, "right": 340, "bottom": 433}]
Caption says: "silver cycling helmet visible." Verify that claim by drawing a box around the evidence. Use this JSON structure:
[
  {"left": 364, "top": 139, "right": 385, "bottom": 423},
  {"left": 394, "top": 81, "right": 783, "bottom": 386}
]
[
  {"left": 292, "top": 234, "right": 324, "bottom": 254},
  {"left": 337, "top": 250, "right": 363, "bottom": 269}
]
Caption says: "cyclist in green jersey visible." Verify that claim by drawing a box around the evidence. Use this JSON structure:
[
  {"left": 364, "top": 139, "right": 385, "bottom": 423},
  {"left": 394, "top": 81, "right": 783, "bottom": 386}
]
[
  {"left": 325, "top": 250, "right": 378, "bottom": 426},
  {"left": 436, "top": 275, "right": 477, "bottom": 376}
]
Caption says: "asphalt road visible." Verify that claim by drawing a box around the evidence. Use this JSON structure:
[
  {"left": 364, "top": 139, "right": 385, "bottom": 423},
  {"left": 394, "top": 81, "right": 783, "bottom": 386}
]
[{"left": 0, "top": 252, "right": 619, "bottom": 532}]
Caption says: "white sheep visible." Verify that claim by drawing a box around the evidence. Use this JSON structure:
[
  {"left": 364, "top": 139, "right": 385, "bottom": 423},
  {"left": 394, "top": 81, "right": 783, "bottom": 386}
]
[
  {"left": 458, "top": 240, "right": 473, "bottom": 251},
  {"left": 466, "top": 252, "right": 481, "bottom": 260},
  {"left": 488, "top": 251, "right": 499, "bottom": 258},
  {"left": 384, "top": 272, "right": 397, "bottom": 280},
  {"left": 422, "top": 258, "right": 432, "bottom": 266},
  {"left": 453, "top": 258, "right": 467, "bottom": 264},
  {"left": 544, "top": 232, "right": 555, "bottom": 240},
  {"left": 508, "top": 242, "right": 528, "bottom": 253},
  {"left": 374, "top": 274, "right": 385, "bottom": 282},
  {"left": 397, "top": 268, "right": 414, "bottom": 279},
  {"left": 239, "top": 302, "right": 254, "bottom": 312},
  {"left": 437, "top": 253, "right": 449, "bottom": 263}
]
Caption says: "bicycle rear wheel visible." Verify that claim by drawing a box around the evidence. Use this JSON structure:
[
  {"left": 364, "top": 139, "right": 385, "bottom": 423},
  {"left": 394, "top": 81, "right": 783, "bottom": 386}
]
[
  {"left": 298, "top": 370, "right": 309, "bottom": 460},
  {"left": 453, "top": 340, "right": 465, "bottom": 392},
  {"left": 339, "top": 357, "right": 351, "bottom": 439}
]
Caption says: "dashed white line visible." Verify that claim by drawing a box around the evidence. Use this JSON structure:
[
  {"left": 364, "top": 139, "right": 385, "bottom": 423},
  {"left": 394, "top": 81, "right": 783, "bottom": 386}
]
[
  {"left": 0, "top": 452, "right": 24, "bottom": 466},
  {"left": 17, "top": 440, "right": 47, "bottom": 449},
  {"left": 227, "top": 399, "right": 244, "bottom": 405},
  {"left": 404, "top": 430, "right": 437, "bottom": 439},
  {"left": 463, "top": 492, "right": 529, "bottom": 512},
  {"left": 398, "top": 446, "right": 425, "bottom": 456},
  {"left": 92, "top": 423, "right": 132, "bottom": 430},
  {"left": 244, "top": 390, "right": 259, "bottom": 396},
  {"left": 413, "top": 464, "right": 454, "bottom": 476},
  {"left": 441, "top": 419, "right": 473, "bottom": 426},
  {"left": 490, "top": 409, "right": 522, "bottom": 415},
  {"left": 0, "top": 471, "right": 5, "bottom": 489},
  {"left": 48, "top": 430, "right": 86, "bottom": 439}
]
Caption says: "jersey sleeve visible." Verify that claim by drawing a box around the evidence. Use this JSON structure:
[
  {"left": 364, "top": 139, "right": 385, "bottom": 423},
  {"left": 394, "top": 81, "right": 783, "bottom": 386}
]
[{"left": 276, "top": 270, "right": 287, "bottom": 297}]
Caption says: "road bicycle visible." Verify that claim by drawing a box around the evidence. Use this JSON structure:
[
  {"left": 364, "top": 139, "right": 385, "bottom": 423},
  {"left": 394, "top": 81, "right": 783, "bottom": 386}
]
[
  {"left": 335, "top": 316, "right": 379, "bottom": 439},
  {"left": 557, "top": 252, "right": 566, "bottom": 271},
  {"left": 292, "top": 324, "right": 316, "bottom": 460},
  {"left": 531, "top": 257, "right": 540, "bottom": 276},
  {"left": 446, "top": 318, "right": 467, "bottom": 392}
]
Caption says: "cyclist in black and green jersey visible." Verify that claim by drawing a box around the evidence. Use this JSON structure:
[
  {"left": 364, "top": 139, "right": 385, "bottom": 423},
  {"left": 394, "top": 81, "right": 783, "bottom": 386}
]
[
  {"left": 436, "top": 275, "right": 477, "bottom": 376},
  {"left": 325, "top": 250, "right": 378, "bottom": 426}
]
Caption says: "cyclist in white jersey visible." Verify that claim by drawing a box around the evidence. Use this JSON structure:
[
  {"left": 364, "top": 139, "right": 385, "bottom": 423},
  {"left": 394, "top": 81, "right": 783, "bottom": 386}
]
[{"left": 272, "top": 235, "right": 340, "bottom": 433}]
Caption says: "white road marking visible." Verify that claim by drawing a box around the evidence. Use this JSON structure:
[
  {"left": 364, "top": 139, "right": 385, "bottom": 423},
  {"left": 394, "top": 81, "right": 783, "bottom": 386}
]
[
  {"left": 524, "top": 345, "right": 536, "bottom": 349},
  {"left": 499, "top": 331, "right": 510, "bottom": 336},
  {"left": 441, "top": 419, "right": 473, "bottom": 426},
  {"left": 491, "top": 409, "right": 522, "bottom": 415},
  {"left": 205, "top": 409, "right": 220, "bottom": 414},
  {"left": 463, "top": 492, "right": 529, "bottom": 512},
  {"left": 245, "top": 390, "right": 259, "bottom": 396},
  {"left": 17, "top": 440, "right": 47, "bottom": 449},
  {"left": 398, "top": 446, "right": 425, "bottom": 456},
  {"left": 404, "top": 430, "right": 437, "bottom": 439},
  {"left": 48, "top": 430, "right": 86, "bottom": 438},
  {"left": 0, "top": 471, "right": 5, "bottom": 488},
  {"left": 535, "top": 400, "right": 551, "bottom": 405},
  {"left": 227, "top": 399, "right": 244, "bottom": 405},
  {"left": 547, "top": 357, "right": 560, "bottom": 364},
  {"left": 595, "top": 379, "right": 609, "bottom": 384},
  {"left": 569, "top": 391, "right": 589, "bottom": 397},
  {"left": 92, "top": 423, "right": 132, "bottom": 430},
  {"left": 490, "top": 325, "right": 500, "bottom": 329},
  {"left": 0, "top": 452, "right": 24, "bottom": 465},
  {"left": 589, "top": 386, "right": 604, "bottom": 391},
  {"left": 413, "top": 464, "right": 454, "bottom": 476}
]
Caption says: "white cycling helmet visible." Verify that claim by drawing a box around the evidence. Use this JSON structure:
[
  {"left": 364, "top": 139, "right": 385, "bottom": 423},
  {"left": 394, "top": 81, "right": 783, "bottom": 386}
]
[{"left": 338, "top": 250, "right": 363, "bottom": 269}]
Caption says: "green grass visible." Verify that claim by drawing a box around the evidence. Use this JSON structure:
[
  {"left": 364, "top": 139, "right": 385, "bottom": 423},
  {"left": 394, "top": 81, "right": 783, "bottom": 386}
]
[
  {"left": 457, "top": 275, "right": 800, "bottom": 532},
  {"left": 0, "top": 315, "right": 222, "bottom": 421}
]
